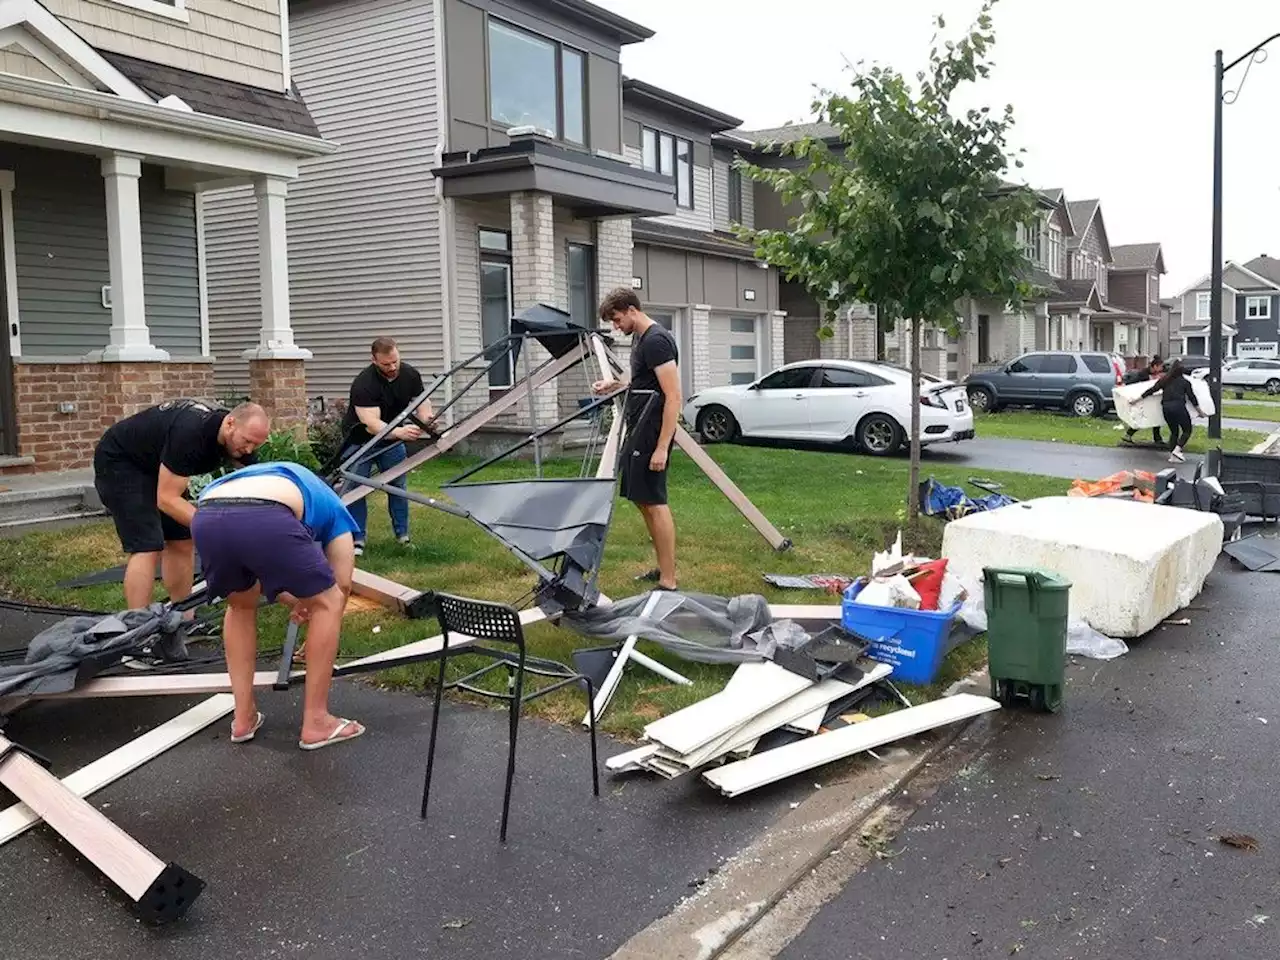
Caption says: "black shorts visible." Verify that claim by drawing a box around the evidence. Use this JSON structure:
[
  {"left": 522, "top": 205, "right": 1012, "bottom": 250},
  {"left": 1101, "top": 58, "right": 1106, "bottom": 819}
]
[
  {"left": 620, "top": 424, "right": 671, "bottom": 506},
  {"left": 93, "top": 447, "right": 191, "bottom": 554}
]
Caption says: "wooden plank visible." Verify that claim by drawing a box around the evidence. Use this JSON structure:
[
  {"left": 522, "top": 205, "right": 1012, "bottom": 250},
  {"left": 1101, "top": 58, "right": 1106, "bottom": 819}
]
[
  {"left": 786, "top": 704, "right": 827, "bottom": 735},
  {"left": 643, "top": 661, "right": 813, "bottom": 757},
  {"left": 604, "top": 743, "right": 661, "bottom": 773},
  {"left": 702, "top": 693, "right": 1002, "bottom": 798},
  {"left": 0, "top": 734, "right": 177, "bottom": 904},
  {"left": 3, "top": 671, "right": 285, "bottom": 703},
  {"left": 341, "top": 343, "right": 588, "bottom": 507},
  {"left": 0, "top": 695, "right": 234, "bottom": 846},
  {"left": 591, "top": 334, "right": 625, "bottom": 480},
  {"left": 350, "top": 568, "right": 423, "bottom": 615},
  {"left": 769, "top": 604, "right": 842, "bottom": 622},
  {"left": 672, "top": 428, "right": 791, "bottom": 551}
]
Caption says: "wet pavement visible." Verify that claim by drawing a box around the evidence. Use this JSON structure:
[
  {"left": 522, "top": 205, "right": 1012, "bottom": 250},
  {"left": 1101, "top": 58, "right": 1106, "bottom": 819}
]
[{"left": 779, "top": 552, "right": 1280, "bottom": 959}]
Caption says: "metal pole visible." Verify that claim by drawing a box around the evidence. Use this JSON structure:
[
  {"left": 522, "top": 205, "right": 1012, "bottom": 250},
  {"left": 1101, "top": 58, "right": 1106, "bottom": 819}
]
[
  {"left": 524, "top": 338, "right": 542, "bottom": 478},
  {"left": 1207, "top": 48, "right": 1225, "bottom": 477}
]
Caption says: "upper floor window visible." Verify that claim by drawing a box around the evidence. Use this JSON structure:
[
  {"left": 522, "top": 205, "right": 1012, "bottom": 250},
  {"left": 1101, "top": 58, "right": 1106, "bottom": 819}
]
[
  {"left": 1246, "top": 295, "right": 1272, "bottom": 320},
  {"left": 1021, "top": 221, "right": 1042, "bottom": 263},
  {"left": 1149, "top": 274, "right": 1159, "bottom": 307},
  {"left": 1047, "top": 225, "right": 1063, "bottom": 277},
  {"left": 641, "top": 126, "right": 693, "bottom": 209},
  {"left": 1196, "top": 291, "right": 1211, "bottom": 320},
  {"left": 728, "top": 166, "right": 743, "bottom": 223},
  {"left": 489, "top": 19, "right": 585, "bottom": 145}
]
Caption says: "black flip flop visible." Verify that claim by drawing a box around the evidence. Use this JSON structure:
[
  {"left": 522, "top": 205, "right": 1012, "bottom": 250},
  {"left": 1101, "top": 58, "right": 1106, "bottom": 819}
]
[{"left": 634, "top": 568, "right": 661, "bottom": 582}]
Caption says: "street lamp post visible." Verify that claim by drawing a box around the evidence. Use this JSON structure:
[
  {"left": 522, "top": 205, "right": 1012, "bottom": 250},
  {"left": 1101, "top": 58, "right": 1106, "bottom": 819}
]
[{"left": 1208, "top": 34, "right": 1280, "bottom": 478}]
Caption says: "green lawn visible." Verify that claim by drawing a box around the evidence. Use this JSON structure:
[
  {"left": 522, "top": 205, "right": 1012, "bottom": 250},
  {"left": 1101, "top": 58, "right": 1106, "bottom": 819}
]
[
  {"left": 0, "top": 447, "right": 1067, "bottom": 738},
  {"left": 976, "top": 410, "right": 1266, "bottom": 453},
  {"left": 1224, "top": 402, "right": 1280, "bottom": 424},
  {"left": 1231, "top": 390, "right": 1280, "bottom": 404}
]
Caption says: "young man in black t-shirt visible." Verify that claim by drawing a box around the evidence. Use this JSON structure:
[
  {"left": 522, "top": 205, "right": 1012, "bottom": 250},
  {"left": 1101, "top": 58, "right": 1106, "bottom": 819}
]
[
  {"left": 93, "top": 399, "right": 270, "bottom": 610},
  {"left": 339, "top": 336, "right": 436, "bottom": 554},
  {"left": 593, "top": 287, "right": 682, "bottom": 591}
]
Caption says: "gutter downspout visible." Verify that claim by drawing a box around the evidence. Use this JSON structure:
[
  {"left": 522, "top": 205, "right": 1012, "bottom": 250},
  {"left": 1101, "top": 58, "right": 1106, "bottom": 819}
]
[{"left": 434, "top": 0, "right": 455, "bottom": 423}]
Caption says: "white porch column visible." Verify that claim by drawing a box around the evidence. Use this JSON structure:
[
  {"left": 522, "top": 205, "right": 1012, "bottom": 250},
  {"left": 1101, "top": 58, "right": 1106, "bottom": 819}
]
[
  {"left": 100, "top": 154, "right": 167, "bottom": 361},
  {"left": 242, "top": 176, "right": 311, "bottom": 360}
]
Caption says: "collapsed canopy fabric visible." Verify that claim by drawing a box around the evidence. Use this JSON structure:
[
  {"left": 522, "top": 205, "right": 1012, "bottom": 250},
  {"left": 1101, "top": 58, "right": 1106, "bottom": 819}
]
[
  {"left": 508, "top": 303, "right": 600, "bottom": 361},
  {"left": 443, "top": 477, "right": 614, "bottom": 568}
]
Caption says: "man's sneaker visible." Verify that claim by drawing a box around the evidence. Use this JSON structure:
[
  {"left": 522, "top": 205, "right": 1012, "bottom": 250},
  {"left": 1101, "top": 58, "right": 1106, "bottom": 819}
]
[
  {"left": 354, "top": 542, "right": 365, "bottom": 557},
  {"left": 121, "top": 654, "right": 164, "bottom": 671},
  {"left": 397, "top": 534, "right": 411, "bottom": 546}
]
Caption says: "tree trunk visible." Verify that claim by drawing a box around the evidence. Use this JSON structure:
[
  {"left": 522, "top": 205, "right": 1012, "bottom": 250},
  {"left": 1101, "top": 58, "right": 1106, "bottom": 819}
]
[{"left": 907, "top": 317, "right": 922, "bottom": 522}]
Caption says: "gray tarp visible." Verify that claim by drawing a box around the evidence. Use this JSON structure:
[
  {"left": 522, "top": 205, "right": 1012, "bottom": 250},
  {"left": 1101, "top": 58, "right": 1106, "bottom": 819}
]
[
  {"left": 560, "top": 591, "right": 816, "bottom": 664},
  {"left": 0, "top": 605, "right": 191, "bottom": 698}
]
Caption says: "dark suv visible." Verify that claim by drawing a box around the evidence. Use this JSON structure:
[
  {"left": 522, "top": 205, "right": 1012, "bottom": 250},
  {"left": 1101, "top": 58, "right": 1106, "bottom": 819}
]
[{"left": 964, "top": 351, "right": 1124, "bottom": 417}]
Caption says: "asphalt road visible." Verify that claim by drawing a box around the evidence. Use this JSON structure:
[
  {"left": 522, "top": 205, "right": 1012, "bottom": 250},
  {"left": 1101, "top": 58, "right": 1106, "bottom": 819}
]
[
  {"left": 0, "top": 604, "right": 806, "bottom": 960},
  {"left": 779, "top": 553, "right": 1280, "bottom": 959},
  {"left": 919, "top": 436, "right": 1198, "bottom": 481}
]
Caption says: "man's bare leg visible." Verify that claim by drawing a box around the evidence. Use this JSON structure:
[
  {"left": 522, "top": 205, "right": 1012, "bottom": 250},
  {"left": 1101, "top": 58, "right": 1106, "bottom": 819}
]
[
  {"left": 297, "top": 584, "right": 363, "bottom": 745},
  {"left": 638, "top": 504, "right": 677, "bottom": 589},
  {"left": 161, "top": 539, "right": 196, "bottom": 618},
  {"left": 123, "top": 551, "right": 161, "bottom": 610},
  {"left": 223, "top": 585, "right": 263, "bottom": 738}
]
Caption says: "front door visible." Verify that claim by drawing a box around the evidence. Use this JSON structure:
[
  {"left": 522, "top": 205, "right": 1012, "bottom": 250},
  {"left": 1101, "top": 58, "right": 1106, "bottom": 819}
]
[{"left": 0, "top": 211, "right": 14, "bottom": 457}]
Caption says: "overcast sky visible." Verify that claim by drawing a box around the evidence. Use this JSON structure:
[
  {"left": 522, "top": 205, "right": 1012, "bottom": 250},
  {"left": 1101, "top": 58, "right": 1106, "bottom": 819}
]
[{"left": 597, "top": 0, "right": 1279, "bottom": 298}]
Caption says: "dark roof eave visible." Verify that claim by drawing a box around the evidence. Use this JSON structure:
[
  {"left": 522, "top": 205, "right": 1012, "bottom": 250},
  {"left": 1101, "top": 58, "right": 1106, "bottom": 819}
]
[
  {"left": 547, "top": 0, "right": 653, "bottom": 43},
  {"left": 621, "top": 78, "right": 742, "bottom": 132},
  {"left": 632, "top": 223, "right": 762, "bottom": 261}
]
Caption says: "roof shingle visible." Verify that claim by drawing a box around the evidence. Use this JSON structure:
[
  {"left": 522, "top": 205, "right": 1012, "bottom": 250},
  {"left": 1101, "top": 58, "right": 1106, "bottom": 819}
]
[
  {"left": 738, "top": 121, "right": 841, "bottom": 145},
  {"left": 1245, "top": 255, "right": 1280, "bottom": 285},
  {"left": 1111, "top": 243, "right": 1162, "bottom": 271},
  {"left": 99, "top": 51, "right": 322, "bottom": 139}
]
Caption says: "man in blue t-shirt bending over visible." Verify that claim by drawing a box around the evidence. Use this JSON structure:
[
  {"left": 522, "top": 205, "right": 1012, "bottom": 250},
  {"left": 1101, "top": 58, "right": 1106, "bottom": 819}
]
[{"left": 194, "top": 461, "right": 365, "bottom": 751}]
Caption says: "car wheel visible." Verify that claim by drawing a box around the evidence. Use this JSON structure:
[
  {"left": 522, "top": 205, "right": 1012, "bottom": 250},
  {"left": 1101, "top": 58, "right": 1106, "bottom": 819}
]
[
  {"left": 1067, "top": 391, "right": 1100, "bottom": 418},
  {"left": 696, "top": 405, "right": 739, "bottom": 444},
  {"left": 967, "top": 386, "right": 995, "bottom": 412},
  {"left": 857, "top": 413, "right": 904, "bottom": 457},
  {"left": 1267, "top": 379, "right": 1280, "bottom": 395}
]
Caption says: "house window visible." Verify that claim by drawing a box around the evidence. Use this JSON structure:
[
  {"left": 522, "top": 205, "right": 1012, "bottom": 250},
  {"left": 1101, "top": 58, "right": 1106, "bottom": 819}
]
[
  {"left": 568, "top": 242, "right": 595, "bottom": 327},
  {"left": 1021, "top": 222, "right": 1041, "bottom": 262},
  {"left": 1196, "top": 291, "right": 1211, "bottom": 320},
  {"left": 488, "top": 19, "right": 586, "bottom": 145},
  {"left": 730, "top": 345, "right": 755, "bottom": 361},
  {"left": 1048, "top": 225, "right": 1063, "bottom": 277},
  {"left": 1246, "top": 296, "right": 1271, "bottom": 320},
  {"left": 728, "top": 166, "right": 743, "bottom": 223},
  {"left": 640, "top": 125, "right": 693, "bottom": 209},
  {"left": 479, "top": 228, "right": 513, "bottom": 389}
]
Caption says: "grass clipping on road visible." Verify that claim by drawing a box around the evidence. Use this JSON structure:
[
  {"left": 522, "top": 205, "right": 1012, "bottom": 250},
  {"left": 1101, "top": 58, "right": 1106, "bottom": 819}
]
[
  {"left": 0, "top": 447, "right": 1064, "bottom": 738},
  {"left": 976, "top": 409, "right": 1266, "bottom": 452}
]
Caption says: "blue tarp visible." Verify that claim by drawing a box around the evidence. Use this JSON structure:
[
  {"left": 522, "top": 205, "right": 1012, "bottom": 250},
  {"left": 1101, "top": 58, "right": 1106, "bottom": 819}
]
[{"left": 919, "top": 477, "right": 1015, "bottom": 520}]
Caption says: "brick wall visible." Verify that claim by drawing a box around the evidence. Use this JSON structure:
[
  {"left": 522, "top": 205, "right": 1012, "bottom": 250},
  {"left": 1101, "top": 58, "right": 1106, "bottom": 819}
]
[
  {"left": 769, "top": 310, "right": 786, "bottom": 370},
  {"left": 510, "top": 191, "right": 558, "bottom": 424},
  {"left": 249, "top": 358, "right": 308, "bottom": 438},
  {"left": 689, "top": 305, "right": 711, "bottom": 392},
  {"left": 12, "top": 361, "right": 215, "bottom": 472}
]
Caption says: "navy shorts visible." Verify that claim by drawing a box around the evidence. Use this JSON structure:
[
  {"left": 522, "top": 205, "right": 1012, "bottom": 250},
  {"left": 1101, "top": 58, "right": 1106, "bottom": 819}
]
[{"left": 191, "top": 501, "right": 335, "bottom": 603}]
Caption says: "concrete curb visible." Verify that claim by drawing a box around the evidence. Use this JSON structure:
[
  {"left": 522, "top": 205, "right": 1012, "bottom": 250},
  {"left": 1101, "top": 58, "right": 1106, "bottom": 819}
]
[{"left": 606, "top": 669, "right": 993, "bottom": 960}]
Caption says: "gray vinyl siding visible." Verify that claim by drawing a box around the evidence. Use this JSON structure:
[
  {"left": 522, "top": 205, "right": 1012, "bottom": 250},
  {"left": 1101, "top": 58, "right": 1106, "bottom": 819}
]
[
  {"left": 624, "top": 145, "right": 712, "bottom": 232},
  {"left": 712, "top": 153, "right": 755, "bottom": 233},
  {"left": 139, "top": 173, "right": 201, "bottom": 356},
  {"left": 5, "top": 146, "right": 198, "bottom": 357},
  {"left": 206, "top": 0, "right": 443, "bottom": 397}
]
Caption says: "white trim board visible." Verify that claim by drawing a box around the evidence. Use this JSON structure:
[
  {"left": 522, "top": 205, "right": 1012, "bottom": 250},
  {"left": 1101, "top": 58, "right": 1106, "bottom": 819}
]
[
  {"left": 703, "top": 693, "right": 1001, "bottom": 798},
  {"left": 0, "top": 694, "right": 233, "bottom": 846},
  {"left": 195, "top": 191, "right": 210, "bottom": 357},
  {"left": 0, "top": 167, "right": 16, "bottom": 359},
  {"left": 643, "top": 661, "right": 814, "bottom": 757}
]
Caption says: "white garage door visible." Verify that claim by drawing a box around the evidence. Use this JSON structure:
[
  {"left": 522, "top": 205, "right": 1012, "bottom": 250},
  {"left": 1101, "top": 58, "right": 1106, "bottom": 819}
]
[{"left": 710, "top": 314, "right": 763, "bottom": 386}]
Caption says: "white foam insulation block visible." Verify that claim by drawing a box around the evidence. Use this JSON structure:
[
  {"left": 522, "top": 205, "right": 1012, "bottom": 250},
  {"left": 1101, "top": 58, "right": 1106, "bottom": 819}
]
[{"left": 942, "top": 496, "right": 1222, "bottom": 637}]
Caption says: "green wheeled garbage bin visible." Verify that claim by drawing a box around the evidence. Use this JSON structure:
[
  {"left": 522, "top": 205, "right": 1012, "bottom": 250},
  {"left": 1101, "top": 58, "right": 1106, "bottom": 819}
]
[{"left": 983, "top": 567, "right": 1070, "bottom": 713}]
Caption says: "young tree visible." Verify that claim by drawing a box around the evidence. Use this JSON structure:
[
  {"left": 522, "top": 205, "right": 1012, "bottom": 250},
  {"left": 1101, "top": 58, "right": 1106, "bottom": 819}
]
[{"left": 738, "top": 0, "right": 1038, "bottom": 520}]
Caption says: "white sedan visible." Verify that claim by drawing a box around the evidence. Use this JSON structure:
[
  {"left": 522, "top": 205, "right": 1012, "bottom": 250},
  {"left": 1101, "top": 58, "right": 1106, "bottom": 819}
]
[
  {"left": 681, "top": 360, "right": 975, "bottom": 456},
  {"left": 1200, "top": 358, "right": 1280, "bottom": 393}
]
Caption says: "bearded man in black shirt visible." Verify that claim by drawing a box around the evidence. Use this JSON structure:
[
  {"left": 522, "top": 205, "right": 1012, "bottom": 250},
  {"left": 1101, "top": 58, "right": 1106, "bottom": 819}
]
[
  {"left": 338, "top": 337, "right": 436, "bottom": 555},
  {"left": 592, "top": 287, "right": 682, "bottom": 591},
  {"left": 93, "top": 400, "right": 270, "bottom": 611}
]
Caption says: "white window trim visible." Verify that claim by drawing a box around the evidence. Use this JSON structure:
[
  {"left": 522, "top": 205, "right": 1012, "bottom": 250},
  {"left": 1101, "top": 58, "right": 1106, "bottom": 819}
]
[
  {"left": 0, "top": 168, "right": 16, "bottom": 359},
  {"left": 278, "top": 0, "right": 290, "bottom": 91},
  {"left": 195, "top": 191, "right": 210, "bottom": 357},
  {"left": 1246, "top": 295, "right": 1271, "bottom": 320},
  {"left": 1196, "top": 291, "right": 1212, "bottom": 320},
  {"left": 103, "top": 0, "right": 189, "bottom": 24}
]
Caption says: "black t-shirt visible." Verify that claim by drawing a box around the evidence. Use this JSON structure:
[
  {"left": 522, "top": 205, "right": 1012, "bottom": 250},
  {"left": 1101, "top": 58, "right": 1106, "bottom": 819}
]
[
  {"left": 99, "top": 399, "right": 247, "bottom": 479},
  {"left": 342, "top": 361, "right": 426, "bottom": 444},
  {"left": 626, "top": 324, "right": 679, "bottom": 429}
]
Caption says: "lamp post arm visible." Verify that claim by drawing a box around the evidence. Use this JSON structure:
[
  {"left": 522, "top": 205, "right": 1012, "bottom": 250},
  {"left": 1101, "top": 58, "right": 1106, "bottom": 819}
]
[{"left": 1225, "top": 33, "right": 1280, "bottom": 74}]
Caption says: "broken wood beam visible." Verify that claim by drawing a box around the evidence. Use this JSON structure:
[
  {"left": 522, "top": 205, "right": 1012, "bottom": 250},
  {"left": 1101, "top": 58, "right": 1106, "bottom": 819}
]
[
  {"left": 673, "top": 428, "right": 792, "bottom": 551},
  {"left": 350, "top": 568, "right": 431, "bottom": 618},
  {"left": 0, "top": 734, "right": 205, "bottom": 923}
]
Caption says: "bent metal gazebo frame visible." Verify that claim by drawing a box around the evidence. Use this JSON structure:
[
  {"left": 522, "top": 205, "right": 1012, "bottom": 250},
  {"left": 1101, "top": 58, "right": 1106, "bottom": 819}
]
[{"left": 0, "top": 306, "right": 798, "bottom": 925}]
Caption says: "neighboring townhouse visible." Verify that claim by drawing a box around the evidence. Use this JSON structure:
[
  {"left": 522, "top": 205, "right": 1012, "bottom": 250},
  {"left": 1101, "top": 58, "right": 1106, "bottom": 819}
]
[
  {"left": 1174, "top": 255, "right": 1280, "bottom": 359},
  {"left": 1158, "top": 297, "right": 1181, "bottom": 356},
  {"left": 0, "top": 0, "right": 330, "bottom": 475},
  {"left": 1099, "top": 242, "right": 1166, "bottom": 363},
  {"left": 1050, "top": 197, "right": 1113, "bottom": 353},
  {"left": 621, "top": 79, "right": 785, "bottom": 395}
]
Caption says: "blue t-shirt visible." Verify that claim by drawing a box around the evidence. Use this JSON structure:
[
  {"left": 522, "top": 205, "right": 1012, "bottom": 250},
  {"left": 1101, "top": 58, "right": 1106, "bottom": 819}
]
[{"left": 198, "top": 461, "right": 361, "bottom": 546}]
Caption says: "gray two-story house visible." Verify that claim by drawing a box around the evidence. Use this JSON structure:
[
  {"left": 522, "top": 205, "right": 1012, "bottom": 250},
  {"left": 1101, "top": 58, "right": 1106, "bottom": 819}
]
[
  {"left": 204, "top": 0, "right": 792, "bottom": 430},
  {"left": 1174, "top": 255, "right": 1280, "bottom": 359},
  {"left": 0, "top": 0, "right": 330, "bottom": 476}
]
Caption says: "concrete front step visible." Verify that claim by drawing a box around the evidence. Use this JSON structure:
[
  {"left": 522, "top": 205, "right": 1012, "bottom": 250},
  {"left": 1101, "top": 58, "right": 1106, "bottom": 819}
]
[{"left": 0, "top": 482, "right": 103, "bottom": 529}]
